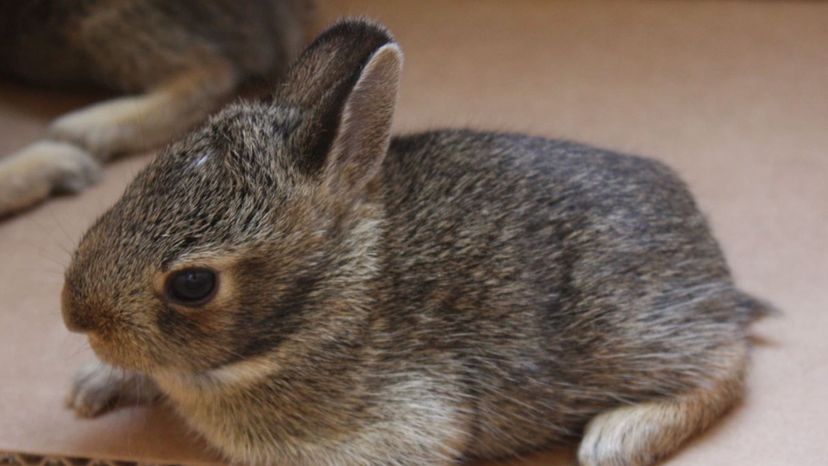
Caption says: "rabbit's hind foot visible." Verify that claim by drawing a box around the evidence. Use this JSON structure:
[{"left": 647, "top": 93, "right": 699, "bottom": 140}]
[{"left": 577, "top": 341, "right": 747, "bottom": 466}]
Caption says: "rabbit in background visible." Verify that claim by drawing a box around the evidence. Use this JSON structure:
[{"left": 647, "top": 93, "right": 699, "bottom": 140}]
[
  {"left": 0, "top": 0, "right": 313, "bottom": 218},
  {"left": 61, "top": 18, "right": 770, "bottom": 466}
]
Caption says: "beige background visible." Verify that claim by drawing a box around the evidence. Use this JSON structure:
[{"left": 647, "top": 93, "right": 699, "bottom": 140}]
[{"left": 1, "top": 1, "right": 826, "bottom": 465}]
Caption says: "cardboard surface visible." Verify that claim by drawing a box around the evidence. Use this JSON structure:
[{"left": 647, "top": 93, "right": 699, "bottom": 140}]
[{"left": 1, "top": 1, "right": 826, "bottom": 464}]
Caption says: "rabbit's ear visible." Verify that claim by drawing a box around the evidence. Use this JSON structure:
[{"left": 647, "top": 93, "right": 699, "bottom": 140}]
[{"left": 276, "top": 20, "right": 402, "bottom": 195}]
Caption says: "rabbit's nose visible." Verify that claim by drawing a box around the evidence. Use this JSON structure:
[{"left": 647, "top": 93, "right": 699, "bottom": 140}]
[{"left": 61, "top": 282, "right": 97, "bottom": 333}]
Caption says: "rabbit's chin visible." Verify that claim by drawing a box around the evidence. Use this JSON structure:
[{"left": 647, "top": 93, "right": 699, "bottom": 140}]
[{"left": 87, "top": 332, "right": 156, "bottom": 374}]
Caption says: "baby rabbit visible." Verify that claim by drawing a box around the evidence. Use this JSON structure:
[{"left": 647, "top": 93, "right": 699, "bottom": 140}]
[
  {"left": 0, "top": 0, "right": 312, "bottom": 217},
  {"left": 62, "top": 19, "right": 769, "bottom": 466}
]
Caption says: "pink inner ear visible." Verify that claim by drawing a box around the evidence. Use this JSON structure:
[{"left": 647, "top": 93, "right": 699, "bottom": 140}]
[{"left": 323, "top": 43, "right": 403, "bottom": 196}]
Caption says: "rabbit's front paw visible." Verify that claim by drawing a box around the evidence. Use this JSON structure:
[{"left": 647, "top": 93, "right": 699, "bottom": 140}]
[
  {"left": 66, "top": 363, "right": 132, "bottom": 418},
  {"left": 66, "top": 362, "right": 162, "bottom": 418},
  {"left": 66, "top": 363, "right": 150, "bottom": 417}
]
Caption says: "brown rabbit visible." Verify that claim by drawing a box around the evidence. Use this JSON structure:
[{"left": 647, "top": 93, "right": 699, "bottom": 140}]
[
  {"left": 62, "top": 19, "right": 769, "bottom": 466},
  {"left": 0, "top": 0, "right": 312, "bottom": 217}
]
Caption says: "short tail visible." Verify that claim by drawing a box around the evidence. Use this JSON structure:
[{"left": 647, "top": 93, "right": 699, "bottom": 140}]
[{"left": 734, "top": 291, "right": 780, "bottom": 323}]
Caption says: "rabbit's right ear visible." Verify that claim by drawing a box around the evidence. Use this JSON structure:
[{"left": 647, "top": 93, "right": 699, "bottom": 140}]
[{"left": 275, "top": 19, "right": 402, "bottom": 198}]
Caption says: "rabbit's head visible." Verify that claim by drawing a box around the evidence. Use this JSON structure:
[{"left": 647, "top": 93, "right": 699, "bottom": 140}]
[{"left": 61, "top": 20, "right": 402, "bottom": 374}]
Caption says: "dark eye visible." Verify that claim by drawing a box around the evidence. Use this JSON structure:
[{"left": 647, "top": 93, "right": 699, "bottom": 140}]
[{"left": 167, "top": 268, "right": 217, "bottom": 305}]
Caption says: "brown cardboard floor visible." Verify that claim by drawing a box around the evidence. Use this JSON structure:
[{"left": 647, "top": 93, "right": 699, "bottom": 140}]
[{"left": 1, "top": 1, "right": 826, "bottom": 465}]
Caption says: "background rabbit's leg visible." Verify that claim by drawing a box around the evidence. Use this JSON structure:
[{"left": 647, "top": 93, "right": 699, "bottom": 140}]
[
  {"left": 578, "top": 341, "right": 748, "bottom": 466},
  {"left": 0, "top": 141, "right": 100, "bottom": 217},
  {"left": 48, "top": 61, "right": 238, "bottom": 160},
  {"left": 66, "top": 361, "right": 163, "bottom": 418},
  {"left": 0, "top": 61, "right": 237, "bottom": 217}
]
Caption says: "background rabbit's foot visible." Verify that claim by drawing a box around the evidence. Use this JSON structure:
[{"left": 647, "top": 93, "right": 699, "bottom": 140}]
[
  {"left": 0, "top": 141, "right": 100, "bottom": 218},
  {"left": 48, "top": 96, "right": 154, "bottom": 158},
  {"left": 47, "top": 64, "right": 237, "bottom": 159},
  {"left": 66, "top": 362, "right": 161, "bottom": 418}
]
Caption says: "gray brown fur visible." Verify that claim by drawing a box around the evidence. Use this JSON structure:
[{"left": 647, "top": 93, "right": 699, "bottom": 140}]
[
  {"left": 62, "top": 20, "right": 769, "bottom": 466},
  {"left": 0, "top": 0, "right": 312, "bottom": 217}
]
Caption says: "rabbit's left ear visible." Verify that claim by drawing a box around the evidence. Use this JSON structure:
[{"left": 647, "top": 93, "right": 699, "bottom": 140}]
[
  {"left": 319, "top": 41, "right": 402, "bottom": 197},
  {"left": 276, "top": 20, "right": 402, "bottom": 197}
]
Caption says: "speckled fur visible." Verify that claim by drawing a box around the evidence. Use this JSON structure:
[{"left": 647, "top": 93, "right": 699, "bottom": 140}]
[{"left": 62, "top": 20, "right": 769, "bottom": 466}]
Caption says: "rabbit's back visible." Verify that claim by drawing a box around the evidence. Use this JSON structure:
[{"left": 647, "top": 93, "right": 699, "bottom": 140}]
[
  {"left": 377, "top": 130, "right": 755, "bottom": 455},
  {"left": 0, "top": 0, "right": 311, "bottom": 90}
]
